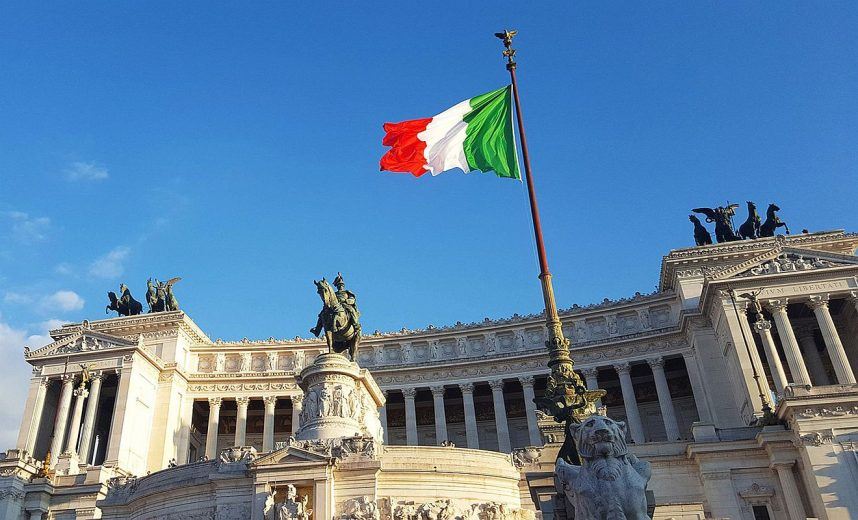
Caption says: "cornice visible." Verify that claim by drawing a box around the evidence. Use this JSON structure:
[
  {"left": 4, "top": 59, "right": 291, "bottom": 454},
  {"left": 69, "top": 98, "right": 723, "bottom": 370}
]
[{"left": 659, "top": 230, "right": 857, "bottom": 291}]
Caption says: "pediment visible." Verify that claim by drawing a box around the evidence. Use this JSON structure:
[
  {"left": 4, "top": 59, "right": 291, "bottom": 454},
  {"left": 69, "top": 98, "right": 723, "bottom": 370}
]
[
  {"left": 24, "top": 330, "right": 138, "bottom": 360},
  {"left": 252, "top": 445, "right": 333, "bottom": 467},
  {"left": 708, "top": 246, "right": 858, "bottom": 281}
]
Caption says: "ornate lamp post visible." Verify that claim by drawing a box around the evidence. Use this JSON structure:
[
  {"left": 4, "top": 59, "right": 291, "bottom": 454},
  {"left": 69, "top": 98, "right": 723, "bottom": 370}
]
[{"left": 495, "top": 30, "right": 604, "bottom": 463}]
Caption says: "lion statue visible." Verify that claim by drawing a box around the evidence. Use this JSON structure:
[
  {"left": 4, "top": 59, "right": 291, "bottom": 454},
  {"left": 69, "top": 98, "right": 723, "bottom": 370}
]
[{"left": 555, "top": 415, "right": 651, "bottom": 519}]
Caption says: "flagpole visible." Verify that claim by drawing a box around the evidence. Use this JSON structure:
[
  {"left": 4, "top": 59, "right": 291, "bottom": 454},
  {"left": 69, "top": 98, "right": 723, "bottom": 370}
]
[{"left": 495, "top": 30, "right": 601, "bottom": 439}]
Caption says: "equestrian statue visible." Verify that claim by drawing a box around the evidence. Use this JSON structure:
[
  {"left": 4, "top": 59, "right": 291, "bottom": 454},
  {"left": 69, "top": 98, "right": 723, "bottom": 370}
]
[
  {"left": 106, "top": 283, "right": 143, "bottom": 317},
  {"left": 311, "top": 273, "right": 361, "bottom": 361}
]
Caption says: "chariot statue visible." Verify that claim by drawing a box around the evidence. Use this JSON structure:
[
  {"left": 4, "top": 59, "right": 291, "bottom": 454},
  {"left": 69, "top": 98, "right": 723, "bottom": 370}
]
[
  {"left": 106, "top": 283, "right": 143, "bottom": 317},
  {"left": 692, "top": 204, "right": 740, "bottom": 243},
  {"left": 311, "top": 273, "right": 361, "bottom": 361},
  {"left": 146, "top": 277, "right": 181, "bottom": 312}
]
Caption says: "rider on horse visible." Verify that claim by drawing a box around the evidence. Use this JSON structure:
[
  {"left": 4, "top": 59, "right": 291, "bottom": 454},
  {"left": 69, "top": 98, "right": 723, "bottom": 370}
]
[{"left": 333, "top": 273, "right": 360, "bottom": 332}]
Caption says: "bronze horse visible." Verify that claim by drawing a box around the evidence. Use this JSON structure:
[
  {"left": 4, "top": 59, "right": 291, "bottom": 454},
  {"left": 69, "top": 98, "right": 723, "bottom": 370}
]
[
  {"left": 738, "top": 201, "right": 761, "bottom": 239},
  {"left": 311, "top": 278, "right": 360, "bottom": 361},
  {"left": 106, "top": 284, "right": 143, "bottom": 316},
  {"left": 760, "top": 203, "right": 789, "bottom": 237}
]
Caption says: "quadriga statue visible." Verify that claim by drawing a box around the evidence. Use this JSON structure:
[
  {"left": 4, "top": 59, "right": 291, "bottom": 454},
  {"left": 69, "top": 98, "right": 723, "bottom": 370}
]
[{"left": 555, "top": 415, "right": 651, "bottom": 520}]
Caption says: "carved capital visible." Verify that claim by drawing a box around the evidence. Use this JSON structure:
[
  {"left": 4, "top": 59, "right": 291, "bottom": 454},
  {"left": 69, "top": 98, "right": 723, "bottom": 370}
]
[
  {"left": 581, "top": 367, "right": 599, "bottom": 379},
  {"left": 458, "top": 382, "right": 474, "bottom": 394},
  {"left": 429, "top": 385, "right": 446, "bottom": 397},
  {"left": 646, "top": 357, "right": 665, "bottom": 370},
  {"left": 39, "top": 377, "right": 52, "bottom": 388},
  {"left": 613, "top": 362, "right": 631, "bottom": 375},
  {"left": 289, "top": 394, "right": 302, "bottom": 405},
  {"left": 807, "top": 295, "right": 830, "bottom": 311},
  {"left": 753, "top": 319, "right": 773, "bottom": 333},
  {"left": 73, "top": 387, "right": 89, "bottom": 399},
  {"left": 263, "top": 395, "right": 278, "bottom": 407},
  {"left": 89, "top": 371, "right": 105, "bottom": 382},
  {"left": 518, "top": 375, "right": 535, "bottom": 387},
  {"left": 208, "top": 397, "right": 223, "bottom": 408},
  {"left": 766, "top": 299, "right": 789, "bottom": 313},
  {"left": 488, "top": 379, "right": 505, "bottom": 392},
  {"left": 61, "top": 373, "right": 75, "bottom": 385},
  {"left": 235, "top": 396, "right": 250, "bottom": 407},
  {"left": 401, "top": 387, "right": 417, "bottom": 399}
]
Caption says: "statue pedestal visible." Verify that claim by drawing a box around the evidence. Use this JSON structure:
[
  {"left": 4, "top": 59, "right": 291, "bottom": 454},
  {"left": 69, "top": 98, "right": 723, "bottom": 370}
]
[
  {"left": 54, "top": 451, "right": 81, "bottom": 476},
  {"left": 295, "top": 353, "right": 385, "bottom": 442}
]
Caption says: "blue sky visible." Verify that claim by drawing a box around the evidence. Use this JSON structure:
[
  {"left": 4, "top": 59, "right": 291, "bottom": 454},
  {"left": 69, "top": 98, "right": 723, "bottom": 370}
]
[{"left": 1, "top": 3, "right": 857, "bottom": 445}]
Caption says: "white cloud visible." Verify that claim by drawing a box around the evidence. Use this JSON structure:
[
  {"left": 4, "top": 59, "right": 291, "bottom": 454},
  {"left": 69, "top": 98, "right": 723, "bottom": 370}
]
[
  {"left": 54, "top": 263, "right": 75, "bottom": 276},
  {"left": 65, "top": 161, "right": 109, "bottom": 181},
  {"left": 0, "top": 317, "right": 32, "bottom": 451},
  {"left": 89, "top": 246, "right": 131, "bottom": 279},
  {"left": 4, "top": 211, "right": 50, "bottom": 243},
  {"left": 41, "top": 290, "right": 85, "bottom": 312},
  {"left": 3, "top": 292, "right": 33, "bottom": 305}
]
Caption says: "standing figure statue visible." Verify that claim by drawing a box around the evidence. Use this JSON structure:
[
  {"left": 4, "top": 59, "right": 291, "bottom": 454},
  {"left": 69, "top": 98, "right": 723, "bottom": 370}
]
[
  {"left": 106, "top": 284, "right": 143, "bottom": 316},
  {"left": 759, "top": 203, "right": 789, "bottom": 237},
  {"left": 147, "top": 277, "right": 182, "bottom": 312},
  {"left": 692, "top": 204, "right": 740, "bottom": 243},
  {"left": 276, "top": 484, "right": 312, "bottom": 520},
  {"left": 738, "top": 201, "right": 761, "bottom": 240},
  {"left": 688, "top": 215, "right": 712, "bottom": 246},
  {"left": 311, "top": 273, "right": 361, "bottom": 361}
]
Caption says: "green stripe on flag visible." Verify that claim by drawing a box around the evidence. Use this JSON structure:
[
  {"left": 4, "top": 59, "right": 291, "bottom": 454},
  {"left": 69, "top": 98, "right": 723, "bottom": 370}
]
[{"left": 462, "top": 86, "right": 521, "bottom": 180}]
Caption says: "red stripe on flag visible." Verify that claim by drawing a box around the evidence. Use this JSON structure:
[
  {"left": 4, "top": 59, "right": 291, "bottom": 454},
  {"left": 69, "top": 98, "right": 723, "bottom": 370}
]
[{"left": 379, "top": 118, "right": 432, "bottom": 177}]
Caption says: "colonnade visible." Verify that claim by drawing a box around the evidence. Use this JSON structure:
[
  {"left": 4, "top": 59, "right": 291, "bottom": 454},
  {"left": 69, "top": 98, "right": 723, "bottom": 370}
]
[
  {"left": 201, "top": 394, "right": 302, "bottom": 459},
  {"left": 750, "top": 295, "right": 856, "bottom": 394},
  {"left": 19, "top": 371, "right": 110, "bottom": 468},
  {"left": 381, "top": 353, "right": 697, "bottom": 450}
]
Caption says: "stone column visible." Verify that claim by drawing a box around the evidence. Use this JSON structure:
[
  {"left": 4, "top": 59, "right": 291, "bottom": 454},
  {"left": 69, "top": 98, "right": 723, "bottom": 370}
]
[
  {"left": 681, "top": 351, "right": 712, "bottom": 423},
  {"left": 489, "top": 380, "right": 511, "bottom": 453},
  {"left": 808, "top": 296, "right": 856, "bottom": 384},
  {"left": 402, "top": 388, "right": 418, "bottom": 446},
  {"left": 459, "top": 383, "right": 479, "bottom": 449},
  {"left": 78, "top": 373, "right": 103, "bottom": 463},
  {"left": 767, "top": 300, "right": 811, "bottom": 385},
  {"left": 614, "top": 363, "right": 645, "bottom": 444},
  {"left": 773, "top": 462, "right": 807, "bottom": 520},
  {"left": 290, "top": 395, "right": 302, "bottom": 435},
  {"left": 21, "top": 378, "right": 50, "bottom": 455},
  {"left": 581, "top": 368, "right": 602, "bottom": 408},
  {"left": 49, "top": 375, "right": 75, "bottom": 464},
  {"left": 263, "top": 396, "right": 277, "bottom": 452},
  {"left": 235, "top": 397, "right": 250, "bottom": 447},
  {"left": 794, "top": 325, "right": 830, "bottom": 386},
  {"left": 647, "top": 358, "right": 681, "bottom": 441},
  {"left": 753, "top": 320, "right": 789, "bottom": 394},
  {"left": 518, "top": 376, "right": 542, "bottom": 446},
  {"left": 65, "top": 385, "right": 89, "bottom": 454},
  {"left": 379, "top": 391, "right": 389, "bottom": 444},
  {"left": 430, "top": 386, "right": 448, "bottom": 444},
  {"left": 205, "top": 397, "right": 222, "bottom": 459}
]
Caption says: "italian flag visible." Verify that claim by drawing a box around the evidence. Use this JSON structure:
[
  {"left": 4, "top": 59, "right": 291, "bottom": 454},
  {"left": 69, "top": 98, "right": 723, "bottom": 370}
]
[{"left": 380, "top": 85, "right": 521, "bottom": 180}]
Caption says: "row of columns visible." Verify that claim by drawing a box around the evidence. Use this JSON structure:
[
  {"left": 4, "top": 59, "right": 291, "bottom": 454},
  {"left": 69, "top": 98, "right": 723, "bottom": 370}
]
[
  {"left": 395, "top": 377, "right": 542, "bottom": 452},
  {"left": 587, "top": 356, "right": 682, "bottom": 444},
  {"left": 203, "top": 395, "right": 303, "bottom": 459},
  {"left": 752, "top": 296, "right": 856, "bottom": 394},
  {"left": 23, "top": 372, "right": 109, "bottom": 467}
]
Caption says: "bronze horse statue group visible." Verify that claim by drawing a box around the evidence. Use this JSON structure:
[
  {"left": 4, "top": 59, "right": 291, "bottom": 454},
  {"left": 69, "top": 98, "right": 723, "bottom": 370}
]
[
  {"left": 311, "top": 278, "right": 361, "bottom": 361},
  {"left": 690, "top": 202, "right": 789, "bottom": 246},
  {"left": 106, "top": 277, "right": 181, "bottom": 317}
]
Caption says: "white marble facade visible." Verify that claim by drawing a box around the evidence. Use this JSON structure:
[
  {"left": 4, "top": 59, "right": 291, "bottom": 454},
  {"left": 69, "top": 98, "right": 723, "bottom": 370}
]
[{"left": 2, "top": 230, "right": 858, "bottom": 519}]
